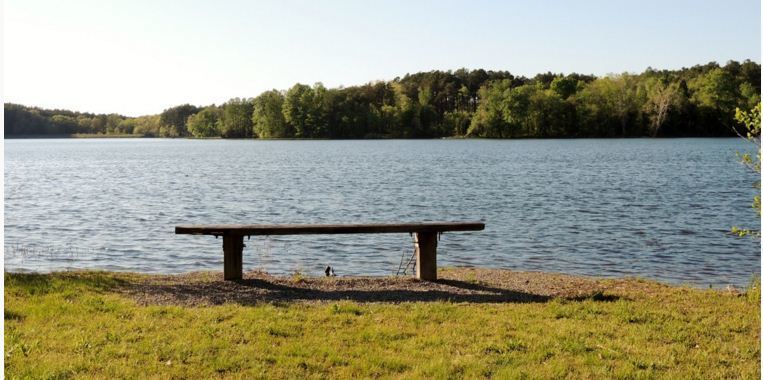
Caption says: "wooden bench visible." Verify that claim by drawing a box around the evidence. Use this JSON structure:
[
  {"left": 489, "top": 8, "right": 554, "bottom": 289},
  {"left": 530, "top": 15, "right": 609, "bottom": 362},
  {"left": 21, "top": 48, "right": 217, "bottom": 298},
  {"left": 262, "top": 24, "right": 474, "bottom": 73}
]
[{"left": 175, "top": 222, "right": 485, "bottom": 281}]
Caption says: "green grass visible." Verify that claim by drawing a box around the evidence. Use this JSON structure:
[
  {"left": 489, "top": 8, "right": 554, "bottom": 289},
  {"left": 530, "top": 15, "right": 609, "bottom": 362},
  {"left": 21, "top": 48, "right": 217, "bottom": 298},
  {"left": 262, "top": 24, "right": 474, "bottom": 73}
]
[{"left": 5, "top": 272, "right": 760, "bottom": 379}]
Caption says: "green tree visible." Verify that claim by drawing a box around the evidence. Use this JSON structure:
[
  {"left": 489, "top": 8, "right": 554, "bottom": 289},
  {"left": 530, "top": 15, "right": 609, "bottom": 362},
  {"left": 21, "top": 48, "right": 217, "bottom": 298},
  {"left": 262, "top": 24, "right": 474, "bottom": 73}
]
[
  {"left": 467, "top": 80, "right": 511, "bottom": 137},
  {"left": 456, "top": 85, "right": 471, "bottom": 111},
  {"left": 691, "top": 68, "right": 738, "bottom": 114},
  {"left": 643, "top": 79, "right": 687, "bottom": 137},
  {"left": 310, "top": 83, "right": 330, "bottom": 137},
  {"left": 105, "top": 114, "right": 123, "bottom": 134},
  {"left": 530, "top": 88, "right": 575, "bottom": 137},
  {"left": 390, "top": 82, "right": 418, "bottom": 137},
  {"left": 689, "top": 67, "right": 739, "bottom": 134},
  {"left": 116, "top": 118, "right": 138, "bottom": 134},
  {"left": 731, "top": 103, "right": 761, "bottom": 237},
  {"left": 575, "top": 77, "right": 627, "bottom": 137},
  {"left": 159, "top": 104, "right": 200, "bottom": 137},
  {"left": 550, "top": 76, "right": 581, "bottom": 99},
  {"left": 739, "top": 82, "right": 761, "bottom": 111},
  {"left": 133, "top": 115, "right": 162, "bottom": 137},
  {"left": 50, "top": 115, "right": 79, "bottom": 134},
  {"left": 252, "top": 90, "right": 288, "bottom": 138},
  {"left": 187, "top": 106, "right": 222, "bottom": 137},
  {"left": 443, "top": 110, "right": 472, "bottom": 136},
  {"left": 76, "top": 116, "right": 93, "bottom": 133},
  {"left": 610, "top": 74, "right": 644, "bottom": 137},
  {"left": 416, "top": 85, "right": 438, "bottom": 136},
  {"left": 501, "top": 84, "right": 536, "bottom": 137},
  {"left": 90, "top": 115, "right": 107, "bottom": 134},
  {"left": 283, "top": 84, "right": 314, "bottom": 138},
  {"left": 220, "top": 98, "right": 254, "bottom": 138}
]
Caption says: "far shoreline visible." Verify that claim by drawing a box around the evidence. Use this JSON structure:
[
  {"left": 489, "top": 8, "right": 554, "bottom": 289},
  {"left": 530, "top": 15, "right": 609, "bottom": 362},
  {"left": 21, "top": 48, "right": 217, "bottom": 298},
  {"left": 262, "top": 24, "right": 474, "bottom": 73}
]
[{"left": 4, "top": 135, "right": 746, "bottom": 140}]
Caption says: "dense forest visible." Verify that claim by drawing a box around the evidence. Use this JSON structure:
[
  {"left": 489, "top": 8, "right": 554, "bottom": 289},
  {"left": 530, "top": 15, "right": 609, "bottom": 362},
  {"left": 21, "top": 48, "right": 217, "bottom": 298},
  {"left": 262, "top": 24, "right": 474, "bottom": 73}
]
[{"left": 5, "top": 60, "right": 760, "bottom": 138}]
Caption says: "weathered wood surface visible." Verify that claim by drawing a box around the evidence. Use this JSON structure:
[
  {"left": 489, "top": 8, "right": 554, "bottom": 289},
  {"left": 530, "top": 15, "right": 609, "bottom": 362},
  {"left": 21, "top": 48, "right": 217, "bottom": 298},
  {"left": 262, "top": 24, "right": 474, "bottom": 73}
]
[
  {"left": 414, "top": 232, "right": 438, "bottom": 281},
  {"left": 175, "top": 221, "right": 485, "bottom": 281},
  {"left": 175, "top": 222, "right": 485, "bottom": 236},
  {"left": 222, "top": 234, "right": 244, "bottom": 281}
]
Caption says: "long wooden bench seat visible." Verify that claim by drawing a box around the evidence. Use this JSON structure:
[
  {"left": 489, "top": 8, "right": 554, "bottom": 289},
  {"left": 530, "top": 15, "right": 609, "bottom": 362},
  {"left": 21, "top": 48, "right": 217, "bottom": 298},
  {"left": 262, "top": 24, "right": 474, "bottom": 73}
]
[{"left": 175, "top": 222, "right": 485, "bottom": 281}]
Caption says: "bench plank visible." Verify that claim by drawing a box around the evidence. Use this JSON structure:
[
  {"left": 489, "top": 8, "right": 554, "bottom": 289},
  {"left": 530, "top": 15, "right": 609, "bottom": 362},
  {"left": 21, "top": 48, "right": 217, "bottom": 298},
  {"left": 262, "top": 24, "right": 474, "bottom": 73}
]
[{"left": 175, "top": 221, "right": 485, "bottom": 236}]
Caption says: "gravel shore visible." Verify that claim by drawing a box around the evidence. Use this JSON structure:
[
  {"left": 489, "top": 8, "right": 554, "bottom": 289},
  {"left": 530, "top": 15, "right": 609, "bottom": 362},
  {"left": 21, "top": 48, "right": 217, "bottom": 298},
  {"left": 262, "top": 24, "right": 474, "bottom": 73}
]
[{"left": 120, "top": 267, "right": 677, "bottom": 306}]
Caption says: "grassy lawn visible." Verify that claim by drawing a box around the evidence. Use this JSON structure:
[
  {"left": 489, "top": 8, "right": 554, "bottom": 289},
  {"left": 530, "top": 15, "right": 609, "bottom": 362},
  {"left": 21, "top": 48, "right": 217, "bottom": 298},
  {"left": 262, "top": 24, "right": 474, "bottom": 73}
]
[{"left": 4, "top": 270, "right": 760, "bottom": 379}]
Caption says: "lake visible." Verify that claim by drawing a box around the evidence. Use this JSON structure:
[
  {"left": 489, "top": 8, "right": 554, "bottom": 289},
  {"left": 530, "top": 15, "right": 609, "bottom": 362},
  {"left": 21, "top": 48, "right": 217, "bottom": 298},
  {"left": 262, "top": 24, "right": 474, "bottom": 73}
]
[{"left": 4, "top": 138, "right": 760, "bottom": 287}]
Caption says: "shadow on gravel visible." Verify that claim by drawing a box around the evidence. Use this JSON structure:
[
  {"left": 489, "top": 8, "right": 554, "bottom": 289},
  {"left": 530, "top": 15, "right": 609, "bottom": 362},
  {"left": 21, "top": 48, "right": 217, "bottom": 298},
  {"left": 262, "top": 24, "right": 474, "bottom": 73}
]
[{"left": 125, "top": 275, "right": 620, "bottom": 306}]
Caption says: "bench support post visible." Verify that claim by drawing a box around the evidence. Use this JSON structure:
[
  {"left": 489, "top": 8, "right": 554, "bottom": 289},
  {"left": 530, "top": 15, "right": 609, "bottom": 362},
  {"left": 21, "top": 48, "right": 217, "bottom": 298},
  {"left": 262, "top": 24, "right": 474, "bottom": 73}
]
[
  {"left": 415, "top": 232, "right": 438, "bottom": 280},
  {"left": 222, "top": 234, "right": 244, "bottom": 281}
]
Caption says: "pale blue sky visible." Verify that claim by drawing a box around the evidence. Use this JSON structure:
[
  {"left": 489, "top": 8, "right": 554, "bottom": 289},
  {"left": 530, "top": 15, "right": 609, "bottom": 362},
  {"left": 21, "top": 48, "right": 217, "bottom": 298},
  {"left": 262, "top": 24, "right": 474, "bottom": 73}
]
[{"left": 3, "top": 0, "right": 761, "bottom": 116}]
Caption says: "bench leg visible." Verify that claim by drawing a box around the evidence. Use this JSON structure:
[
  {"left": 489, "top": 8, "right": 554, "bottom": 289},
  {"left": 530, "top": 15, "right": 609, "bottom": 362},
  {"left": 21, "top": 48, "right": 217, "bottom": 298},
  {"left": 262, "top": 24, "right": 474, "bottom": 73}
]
[
  {"left": 222, "top": 234, "right": 244, "bottom": 281},
  {"left": 415, "top": 232, "right": 438, "bottom": 280}
]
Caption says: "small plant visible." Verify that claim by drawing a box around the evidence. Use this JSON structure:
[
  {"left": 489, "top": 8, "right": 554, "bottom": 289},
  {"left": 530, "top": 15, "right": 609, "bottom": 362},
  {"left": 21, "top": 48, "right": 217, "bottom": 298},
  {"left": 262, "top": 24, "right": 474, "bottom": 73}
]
[
  {"left": 732, "top": 103, "right": 761, "bottom": 237},
  {"left": 329, "top": 302, "right": 363, "bottom": 316},
  {"left": 465, "top": 272, "right": 479, "bottom": 285},
  {"left": 746, "top": 276, "right": 760, "bottom": 304},
  {"left": 291, "top": 270, "right": 305, "bottom": 283}
]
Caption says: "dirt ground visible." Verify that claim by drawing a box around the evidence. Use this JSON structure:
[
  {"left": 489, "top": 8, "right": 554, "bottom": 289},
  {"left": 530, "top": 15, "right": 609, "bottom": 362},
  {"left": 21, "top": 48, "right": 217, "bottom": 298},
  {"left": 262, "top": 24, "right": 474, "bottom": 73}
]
[{"left": 121, "top": 267, "right": 632, "bottom": 306}]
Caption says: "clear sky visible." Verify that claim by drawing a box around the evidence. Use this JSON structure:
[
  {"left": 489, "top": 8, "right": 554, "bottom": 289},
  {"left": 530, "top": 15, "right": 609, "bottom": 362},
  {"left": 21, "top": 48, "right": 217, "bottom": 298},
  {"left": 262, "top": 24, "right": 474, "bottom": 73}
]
[{"left": 3, "top": 0, "right": 761, "bottom": 116}]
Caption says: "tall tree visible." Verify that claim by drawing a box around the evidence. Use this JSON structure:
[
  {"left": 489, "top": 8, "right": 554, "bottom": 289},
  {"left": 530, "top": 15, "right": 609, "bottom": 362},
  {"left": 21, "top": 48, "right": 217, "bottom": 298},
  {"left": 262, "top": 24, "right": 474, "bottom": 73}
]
[
  {"left": 550, "top": 75, "right": 582, "bottom": 99},
  {"left": 282, "top": 84, "right": 314, "bottom": 138},
  {"left": 50, "top": 115, "right": 79, "bottom": 134},
  {"left": 220, "top": 98, "right": 254, "bottom": 138},
  {"left": 643, "top": 79, "right": 687, "bottom": 137},
  {"left": 468, "top": 80, "right": 512, "bottom": 138},
  {"left": 610, "top": 74, "right": 644, "bottom": 137},
  {"left": 252, "top": 90, "right": 288, "bottom": 138},
  {"left": 282, "top": 83, "right": 328, "bottom": 138},
  {"left": 187, "top": 106, "right": 222, "bottom": 137},
  {"left": 159, "top": 104, "right": 200, "bottom": 137}
]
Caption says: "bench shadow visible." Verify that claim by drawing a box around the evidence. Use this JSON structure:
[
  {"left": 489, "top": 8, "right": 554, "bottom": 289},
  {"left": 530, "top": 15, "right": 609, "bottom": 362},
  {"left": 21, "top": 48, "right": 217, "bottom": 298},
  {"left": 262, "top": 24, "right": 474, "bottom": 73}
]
[
  {"left": 240, "top": 278, "right": 552, "bottom": 303},
  {"left": 127, "top": 277, "right": 620, "bottom": 305}
]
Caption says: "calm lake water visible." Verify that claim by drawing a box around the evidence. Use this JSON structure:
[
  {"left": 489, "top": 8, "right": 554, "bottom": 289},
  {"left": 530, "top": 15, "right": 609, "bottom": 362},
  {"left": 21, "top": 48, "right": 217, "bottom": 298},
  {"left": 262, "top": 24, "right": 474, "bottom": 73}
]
[{"left": 4, "top": 138, "right": 760, "bottom": 287}]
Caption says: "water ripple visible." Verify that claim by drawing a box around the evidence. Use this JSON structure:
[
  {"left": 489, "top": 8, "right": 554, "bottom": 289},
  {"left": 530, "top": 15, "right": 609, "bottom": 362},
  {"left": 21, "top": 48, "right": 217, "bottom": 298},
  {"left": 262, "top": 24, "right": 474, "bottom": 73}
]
[{"left": 4, "top": 138, "right": 761, "bottom": 287}]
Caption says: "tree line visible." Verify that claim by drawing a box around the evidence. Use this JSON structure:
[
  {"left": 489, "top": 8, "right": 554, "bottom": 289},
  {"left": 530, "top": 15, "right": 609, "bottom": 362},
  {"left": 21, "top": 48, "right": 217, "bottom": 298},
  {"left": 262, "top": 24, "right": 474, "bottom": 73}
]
[{"left": 5, "top": 60, "right": 760, "bottom": 138}]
